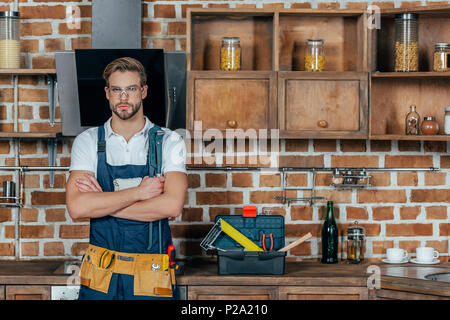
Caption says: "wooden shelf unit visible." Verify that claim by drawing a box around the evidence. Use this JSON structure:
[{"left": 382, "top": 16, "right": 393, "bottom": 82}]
[
  {"left": 369, "top": 5, "right": 450, "bottom": 140},
  {"left": 0, "top": 68, "right": 56, "bottom": 75}
]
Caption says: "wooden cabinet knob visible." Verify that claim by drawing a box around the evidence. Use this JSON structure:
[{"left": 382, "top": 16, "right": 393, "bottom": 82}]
[
  {"left": 227, "top": 120, "right": 237, "bottom": 128},
  {"left": 317, "top": 120, "right": 328, "bottom": 128}
]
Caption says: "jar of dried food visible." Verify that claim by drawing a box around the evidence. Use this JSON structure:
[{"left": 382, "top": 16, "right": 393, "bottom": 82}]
[
  {"left": 421, "top": 116, "right": 439, "bottom": 135},
  {"left": 305, "top": 39, "right": 324, "bottom": 71},
  {"left": 445, "top": 107, "right": 450, "bottom": 135},
  {"left": 0, "top": 11, "right": 20, "bottom": 69},
  {"left": 220, "top": 37, "right": 241, "bottom": 71},
  {"left": 394, "top": 13, "right": 418, "bottom": 72},
  {"left": 433, "top": 43, "right": 449, "bottom": 72}
]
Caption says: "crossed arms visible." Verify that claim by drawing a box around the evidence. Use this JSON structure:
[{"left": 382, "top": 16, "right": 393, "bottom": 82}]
[{"left": 66, "top": 170, "right": 187, "bottom": 222}]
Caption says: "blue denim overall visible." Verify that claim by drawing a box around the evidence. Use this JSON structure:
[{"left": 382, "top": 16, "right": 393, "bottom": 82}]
[{"left": 78, "top": 124, "right": 174, "bottom": 300}]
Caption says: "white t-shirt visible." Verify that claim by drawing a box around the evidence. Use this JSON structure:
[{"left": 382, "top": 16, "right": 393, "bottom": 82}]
[{"left": 69, "top": 117, "right": 187, "bottom": 177}]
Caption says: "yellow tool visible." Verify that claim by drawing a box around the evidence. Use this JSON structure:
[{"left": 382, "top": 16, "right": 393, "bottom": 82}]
[{"left": 201, "top": 218, "right": 263, "bottom": 252}]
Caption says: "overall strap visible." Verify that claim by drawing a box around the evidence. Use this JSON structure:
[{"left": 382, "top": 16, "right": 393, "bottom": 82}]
[
  {"left": 147, "top": 125, "right": 165, "bottom": 252},
  {"left": 96, "top": 125, "right": 113, "bottom": 192}
]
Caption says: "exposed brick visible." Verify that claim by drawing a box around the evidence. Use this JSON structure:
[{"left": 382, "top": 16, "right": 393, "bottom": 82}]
[
  {"left": 45, "top": 208, "right": 66, "bottom": 222},
  {"left": 20, "top": 208, "right": 39, "bottom": 222},
  {"left": 398, "top": 140, "right": 420, "bottom": 152},
  {"left": 279, "top": 155, "right": 324, "bottom": 168},
  {"left": 372, "top": 240, "right": 394, "bottom": 255},
  {"left": 259, "top": 174, "right": 280, "bottom": 187},
  {"left": 399, "top": 240, "right": 421, "bottom": 253},
  {"left": 0, "top": 208, "right": 11, "bottom": 223},
  {"left": 32, "top": 56, "right": 56, "bottom": 69},
  {"left": 426, "top": 206, "right": 447, "bottom": 220},
  {"left": 59, "top": 225, "right": 89, "bottom": 239},
  {"left": 71, "top": 37, "right": 91, "bottom": 49},
  {"left": 331, "top": 156, "right": 379, "bottom": 168},
  {"left": 44, "top": 242, "right": 64, "bottom": 256},
  {"left": 231, "top": 173, "right": 253, "bottom": 188},
  {"left": 370, "top": 140, "right": 391, "bottom": 152},
  {"left": 71, "top": 242, "right": 89, "bottom": 256},
  {"left": 291, "top": 3, "right": 312, "bottom": 8},
  {"left": 290, "top": 241, "right": 311, "bottom": 255},
  {"left": 399, "top": 206, "right": 421, "bottom": 220},
  {"left": 196, "top": 191, "right": 243, "bottom": 205},
  {"left": 171, "top": 224, "right": 212, "bottom": 239},
  {"left": 21, "top": 242, "right": 39, "bottom": 257},
  {"left": 154, "top": 4, "right": 176, "bottom": 18},
  {"left": 285, "top": 139, "right": 309, "bottom": 152},
  {"left": 425, "top": 240, "right": 448, "bottom": 254},
  {"left": 410, "top": 189, "right": 450, "bottom": 203},
  {"left": 262, "top": 206, "right": 286, "bottom": 216},
  {"left": 314, "top": 189, "right": 352, "bottom": 203},
  {"left": 167, "top": 22, "right": 186, "bottom": 35},
  {"left": 187, "top": 174, "right": 201, "bottom": 188},
  {"left": 386, "top": 224, "right": 433, "bottom": 236},
  {"left": 181, "top": 207, "right": 203, "bottom": 222},
  {"left": 441, "top": 156, "right": 450, "bottom": 168},
  {"left": 181, "top": 4, "right": 203, "bottom": 18},
  {"left": 291, "top": 206, "right": 313, "bottom": 220},
  {"left": 346, "top": 207, "right": 368, "bottom": 220},
  {"left": 400, "top": 1, "right": 422, "bottom": 8},
  {"left": 205, "top": 173, "right": 227, "bottom": 188},
  {"left": 339, "top": 223, "right": 381, "bottom": 237},
  {"left": 397, "top": 172, "right": 418, "bottom": 186},
  {"left": 208, "top": 207, "right": 230, "bottom": 222},
  {"left": 19, "top": 5, "right": 66, "bottom": 19},
  {"left": 21, "top": 39, "right": 39, "bottom": 53},
  {"left": 31, "top": 191, "right": 66, "bottom": 205},
  {"left": 20, "top": 225, "right": 54, "bottom": 238},
  {"left": 385, "top": 155, "right": 433, "bottom": 168},
  {"left": 20, "top": 22, "right": 53, "bottom": 36},
  {"left": 250, "top": 190, "right": 296, "bottom": 204},
  {"left": 44, "top": 38, "right": 65, "bottom": 52},
  {"left": 180, "top": 240, "right": 202, "bottom": 257},
  {"left": 313, "top": 139, "right": 336, "bottom": 152},
  {"left": 0, "top": 242, "right": 15, "bottom": 256},
  {"left": 424, "top": 172, "right": 446, "bottom": 186},
  {"left": 424, "top": 141, "right": 446, "bottom": 153},
  {"left": 285, "top": 223, "right": 322, "bottom": 238},
  {"left": 152, "top": 38, "right": 176, "bottom": 51},
  {"left": 372, "top": 206, "right": 394, "bottom": 221},
  {"left": 58, "top": 21, "right": 91, "bottom": 35},
  {"left": 440, "top": 223, "right": 449, "bottom": 236},
  {"left": 358, "top": 190, "right": 406, "bottom": 203},
  {"left": 369, "top": 172, "right": 391, "bottom": 187},
  {"left": 286, "top": 173, "right": 308, "bottom": 187},
  {"left": 4, "top": 226, "right": 15, "bottom": 239},
  {"left": 340, "top": 140, "right": 366, "bottom": 152}
]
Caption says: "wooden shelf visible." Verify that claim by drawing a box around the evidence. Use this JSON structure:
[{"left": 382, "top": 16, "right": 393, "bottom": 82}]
[
  {"left": 371, "top": 72, "right": 450, "bottom": 78},
  {"left": 369, "top": 134, "right": 450, "bottom": 141},
  {"left": 0, "top": 132, "right": 59, "bottom": 138},
  {"left": 0, "top": 68, "right": 56, "bottom": 75}
]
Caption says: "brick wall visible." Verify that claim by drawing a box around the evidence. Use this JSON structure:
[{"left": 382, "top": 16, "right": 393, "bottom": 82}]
[{"left": 0, "top": 0, "right": 448, "bottom": 261}]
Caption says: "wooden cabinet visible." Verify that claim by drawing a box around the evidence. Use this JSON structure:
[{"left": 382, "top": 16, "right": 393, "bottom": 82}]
[
  {"left": 0, "top": 285, "right": 4, "bottom": 300},
  {"left": 279, "top": 286, "right": 369, "bottom": 300},
  {"left": 373, "top": 289, "right": 449, "bottom": 300},
  {"left": 369, "top": 5, "right": 450, "bottom": 141},
  {"left": 186, "top": 8, "right": 369, "bottom": 139},
  {"left": 187, "top": 285, "right": 278, "bottom": 300},
  {"left": 5, "top": 285, "right": 50, "bottom": 300},
  {"left": 278, "top": 72, "right": 368, "bottom": 139}
]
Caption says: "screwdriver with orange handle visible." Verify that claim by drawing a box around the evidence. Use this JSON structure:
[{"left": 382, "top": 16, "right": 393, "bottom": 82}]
[{"left": 167, "top": 244, "right": 176, "bottom": 286}]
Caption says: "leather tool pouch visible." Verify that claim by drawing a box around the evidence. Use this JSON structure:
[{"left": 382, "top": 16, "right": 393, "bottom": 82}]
[
  {"left": 133, "top": 257, "right": 173, "bottom": 297},
  {"left": 79, "top": 254, "right": 113, "bottom": 294}
]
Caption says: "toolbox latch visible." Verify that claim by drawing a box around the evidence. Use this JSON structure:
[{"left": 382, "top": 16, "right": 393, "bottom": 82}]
[{"left": 243, "top": 206, "right": 257, "bottom": 217}]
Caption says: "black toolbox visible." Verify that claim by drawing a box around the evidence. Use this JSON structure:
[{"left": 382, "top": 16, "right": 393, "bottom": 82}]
[{"left": 212, "top": 206, "right": 286, "bottom": 275}]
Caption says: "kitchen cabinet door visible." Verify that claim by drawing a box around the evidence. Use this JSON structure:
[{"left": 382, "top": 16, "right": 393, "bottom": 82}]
[
  {"left": 278, "top": 286, "right": 369, "bottom": 300},
  {"left": 187, "top": 71, "right": 277, "bottom": 133},
  {"left": 187, "top": 285, "right": 278, "bottom": 300},
  {"left": 0, "top": 285, "right": 4, "bottom": 300},
  {"left": 278, "top": 72, "right": 368, "bottom": 139},
  {"left": 6, "top": 285, "right": 51, "bottom": 300}
]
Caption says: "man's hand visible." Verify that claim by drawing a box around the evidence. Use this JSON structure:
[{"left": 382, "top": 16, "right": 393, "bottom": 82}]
[
  {"left": 76, "top": 173, "right": 103, "bottom": 192},
  {"left": 137, "top": 176, "right": 165, "bottom": 200}
]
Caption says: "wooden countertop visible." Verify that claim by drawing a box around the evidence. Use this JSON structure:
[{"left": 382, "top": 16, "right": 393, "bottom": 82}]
[{"left": 0, "top": 260, "right": 448, "bottom": 298}]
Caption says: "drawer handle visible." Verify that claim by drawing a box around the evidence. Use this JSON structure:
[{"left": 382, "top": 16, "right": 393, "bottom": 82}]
[
  {"left": 317, "top": 120, "right": 328, "bottom": 128},
  {"left": 227, "top": 120, "right": 237, "bottom": 128}
]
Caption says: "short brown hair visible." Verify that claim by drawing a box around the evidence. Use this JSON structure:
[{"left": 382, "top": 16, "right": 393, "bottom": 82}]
[{"left": 103, "top": 57, "right": 147, "bottom": 87}]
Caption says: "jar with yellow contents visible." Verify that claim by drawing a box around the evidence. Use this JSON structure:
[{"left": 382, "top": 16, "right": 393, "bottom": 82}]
[
  {"left": 305, "top": 39, "right": 325, "bottom": 72},
  {"left": 220, "top": 37, "right": 241, "bottom": 71}
]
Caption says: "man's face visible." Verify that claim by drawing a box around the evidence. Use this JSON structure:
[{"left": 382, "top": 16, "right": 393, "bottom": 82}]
[{"left": 105, "top": 70, "right": 148, "bottom": 121}]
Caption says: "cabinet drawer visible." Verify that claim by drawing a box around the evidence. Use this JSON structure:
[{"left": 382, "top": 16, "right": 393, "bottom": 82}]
[
  {"left": 278, "top": 72, "right": 368, "bottom": 138},
  {"left": 279, "top": 286, "right": 369, "bottom": 300},
  {"left": 187, "top": 285, "right": 278, "bottom": 300},
  {"left": 187, "top": 71, "right": 277, "bottom": 132},
  {"left": 6, "top": 285, "right": 50, "bottom": 300}
]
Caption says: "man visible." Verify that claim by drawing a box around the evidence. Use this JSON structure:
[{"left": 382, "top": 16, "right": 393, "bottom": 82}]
[{"left": 66, "top": 57, "right": 187, "bottom": 300}]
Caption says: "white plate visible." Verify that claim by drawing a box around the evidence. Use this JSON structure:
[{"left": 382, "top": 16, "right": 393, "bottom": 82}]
[
  {"left": 382, "top": 258, "right": 409, "bottom": 264},
  {"left": 410, "top": 258, "right": 440, "bottom": 265}
]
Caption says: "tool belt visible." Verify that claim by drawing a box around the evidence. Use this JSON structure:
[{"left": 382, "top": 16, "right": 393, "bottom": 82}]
[{"left": 79, "top": 244, "right": 175, "bottom": 297}]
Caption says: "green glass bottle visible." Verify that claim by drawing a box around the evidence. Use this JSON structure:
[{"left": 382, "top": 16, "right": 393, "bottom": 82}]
[{"left": 321, "top": 201, "right": 338, "bottom": 264}]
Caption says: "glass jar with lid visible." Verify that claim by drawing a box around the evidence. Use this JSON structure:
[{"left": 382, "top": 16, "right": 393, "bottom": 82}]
[
  {"left": 0, "top": 11, "right": 20, "bottom": 69},
  {"left": 394, "top": 13, "right": 418, "bottom": 72},
  {"left": 421, "top": 116, "right": 439, "bottom": 135},
  {"left": 220, "top": 37, "right": 241, "bottom": 71},
  {"left": 305, "top": 39, "right": 324, "bottom": 71},
  {"left": 445, "top": 107, "right": 450, "bottom": 135},
  {"left": 347, "top": 221, "right": 365, "bottom": 264},
  {"left": 433, "top": 43, "right": 449, "bottom": 72}
]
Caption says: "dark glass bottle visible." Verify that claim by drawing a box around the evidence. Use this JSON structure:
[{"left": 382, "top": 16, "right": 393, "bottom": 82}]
[{"left": 321, "top": 201, "right": 338, "bottom": 264}]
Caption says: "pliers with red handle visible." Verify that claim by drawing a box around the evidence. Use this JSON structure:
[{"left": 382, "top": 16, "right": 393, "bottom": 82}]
[{"left": 262, "top": 233, "right": 274, "bottom": 251}]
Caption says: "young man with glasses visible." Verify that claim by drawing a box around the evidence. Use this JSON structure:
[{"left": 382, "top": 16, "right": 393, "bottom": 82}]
[{"left": 66, "top": 57, "right": 187, "bottom": 300}]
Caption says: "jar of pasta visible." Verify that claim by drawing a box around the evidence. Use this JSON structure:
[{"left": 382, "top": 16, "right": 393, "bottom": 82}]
[
  {"left": 220, "top": 37, "right": 241, "bottom": 71},
  {"left": 305, "top": 39, "right": 324, "bottom": 71},
  {"left": 0, "top": 11, "right": 20, "bottom": 69},
  {"left": 394, "top": 13, "right": 418, "bottom": 72},
  {"left": 433, "top": 43, "right": 449, "bottom": 72}
]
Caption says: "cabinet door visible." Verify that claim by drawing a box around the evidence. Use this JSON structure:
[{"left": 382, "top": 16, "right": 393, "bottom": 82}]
[
  {"left": 187, "top": 286, "right": 278, "bottom": 300},
  {"left": 187, "top": 71, "right": 277, "bottom": 132},
  {"left": 373, "top": 289, "right": 449, "bottom": 300},
  {"left": 6, "top": 286, "right": 50, "bottom": 300},
  {"left": 0, "top": 285, "right": 4, "bottom": 300},
  {"left": 278, "top": 72, "right": 368, "bottom": 139},
  {"left": 278, "top": 286, "right": 369, "bottom": 300}
]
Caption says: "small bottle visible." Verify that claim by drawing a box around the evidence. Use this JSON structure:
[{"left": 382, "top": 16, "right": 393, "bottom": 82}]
[
  {"left": 405, "top": 105, "right": 420, "bottom": 135},
  {"left": 321, "top": 201, "right": 338, "bottom": 264},
  {"left": 220, "top": 37, "right": 241, "bottom": 71},
  {"left": 305, "top": 39, "right": 324, "bottom": 71},
  {"left": 421, "top": 116, "right": 439, "bottom": 135},
  {"left": 445, "top": 107, "right": 450, "bottom": 135}
]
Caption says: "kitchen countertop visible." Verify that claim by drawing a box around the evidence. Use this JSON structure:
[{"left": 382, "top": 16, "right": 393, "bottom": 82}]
[{"left": 0, "top": 259, "right": 448, "bottom": 298}]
